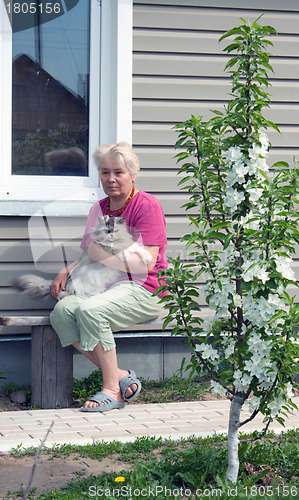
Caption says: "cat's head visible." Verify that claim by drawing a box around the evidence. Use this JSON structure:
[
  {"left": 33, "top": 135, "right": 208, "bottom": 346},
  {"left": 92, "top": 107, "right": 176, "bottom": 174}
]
[{"left": 92, "top": 216, "right": 127, "bottom": 244}]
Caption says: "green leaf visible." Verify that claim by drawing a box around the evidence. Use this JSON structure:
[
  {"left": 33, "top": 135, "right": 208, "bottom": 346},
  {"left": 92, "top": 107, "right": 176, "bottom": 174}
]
[
  {"left": 162, "top": 316, "right": 174, "bottom": 329},
  {"left": 272, "top": 161, "right": 289, "bottom": 168},
  {"left": 263, "top": 120, "right": 280, "bottom": 132},
  {"left": 219, "top": 27, "right": 243, "bottom": 42}
]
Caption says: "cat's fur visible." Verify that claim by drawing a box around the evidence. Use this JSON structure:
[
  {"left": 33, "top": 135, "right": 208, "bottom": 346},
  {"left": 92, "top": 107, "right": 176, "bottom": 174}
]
[{"left": 13, "top": 216, "right": 152, "bottom": 303}]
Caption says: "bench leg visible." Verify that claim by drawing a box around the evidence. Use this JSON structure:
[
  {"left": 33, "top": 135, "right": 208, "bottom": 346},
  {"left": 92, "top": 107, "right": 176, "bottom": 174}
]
[{"left": 31, "top": 325, "right": 73, "bottom": 409}]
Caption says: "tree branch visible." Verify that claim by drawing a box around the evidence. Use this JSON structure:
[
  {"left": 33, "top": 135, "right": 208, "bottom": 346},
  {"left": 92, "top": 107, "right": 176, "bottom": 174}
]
[{"left": 22, "top": 421, "right": 54, "bottom": 500}]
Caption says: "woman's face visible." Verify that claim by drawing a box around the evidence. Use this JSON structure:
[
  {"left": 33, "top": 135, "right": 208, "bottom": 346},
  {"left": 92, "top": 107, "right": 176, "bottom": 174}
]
[{"left": 100, "top": 155, "right": 135, "bottom": 200}]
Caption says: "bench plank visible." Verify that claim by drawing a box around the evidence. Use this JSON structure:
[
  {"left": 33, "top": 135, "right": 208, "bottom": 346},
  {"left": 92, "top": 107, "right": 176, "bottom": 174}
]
[
  {"left": 0, "top": 314, "right": 169, "bottom": 331},
  {"left": 0, "top": 316, "right": 51, "bottom": 326}
]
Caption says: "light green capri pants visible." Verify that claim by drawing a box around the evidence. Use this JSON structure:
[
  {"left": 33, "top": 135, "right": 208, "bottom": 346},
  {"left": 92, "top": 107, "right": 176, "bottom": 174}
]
[{"left": 50, "top": 280, "right": 164, "bottom": 352}]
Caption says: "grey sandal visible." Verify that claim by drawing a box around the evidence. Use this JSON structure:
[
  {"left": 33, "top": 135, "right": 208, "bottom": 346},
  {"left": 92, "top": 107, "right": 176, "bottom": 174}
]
[
  {"left": 81, "top": 392, "right": 125, "bottom": 412},
  {"left": 119, "top": 369, "right": 142, "bottom": 402}
]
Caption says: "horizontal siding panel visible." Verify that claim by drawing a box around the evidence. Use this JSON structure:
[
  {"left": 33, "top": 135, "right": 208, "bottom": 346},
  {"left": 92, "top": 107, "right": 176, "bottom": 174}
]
[
  {"left": 133, "top": 77, "right": 299, "bottom": 103},
  {"left": 0, "top": 262, "right": 63, "bottom": 286},
  {"left": 134, "top": 0, "right": 299, "bottom": 10},
  {"left": 133, "top": 124, "right": 299, "bottom": 147},
  {"left": 134, "top": 30, "right": 228, "bottom": 55},
  {"left": 134, "top": 77, "right": 231, "bottom": 100},
  {"left": 133, "top": 124, "right": 177, "bottom": 146},
  {"left": 135, "top": 147, "right": 299, "bottom": 171},
  {"left": 137, "top": 171, "right": 183, "bottom": 191},
  {"left": 134, "top": 54, "right": 299, "bottom": 80},
  {"left": 0, "top": 289, "right": 54, "bottom": 312},
  {"left": 0, "top": 241, "right": 81, "bottom": 263},
  {"left": 148, "top": 194, "right": 197, "bottom": 216},
  {"left": 134, "top": 53, "right": 229, "bottom": 77},
  {"left": 134, "top": 5, "right": 299, "bottom": 34},
  {"left": 136, "top": 147, "right": 177, "bottom": 169},
  {"left": 165, "top": 216, "right": 191, "bottom": 238},
  {"left": 133, "top": 101, "right": 299, "bottom": 125},
  {"left": 134, "top": 30, "right": 299, "bottom": 58},
  {"left": 0, "top": 217, "right": 86, "bottom": 240}
]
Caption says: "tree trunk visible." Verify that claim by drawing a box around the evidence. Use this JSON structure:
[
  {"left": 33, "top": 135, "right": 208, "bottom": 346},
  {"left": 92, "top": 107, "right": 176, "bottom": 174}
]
[{"left": 226, "top": 394, "right": 244, "bottom": 483}]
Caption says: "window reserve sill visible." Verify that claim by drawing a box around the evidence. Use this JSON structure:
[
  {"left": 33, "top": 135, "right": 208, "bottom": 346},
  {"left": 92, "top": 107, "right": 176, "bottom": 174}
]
[{"left": 0, "top": 200, "right": 95, "bottom": 217}]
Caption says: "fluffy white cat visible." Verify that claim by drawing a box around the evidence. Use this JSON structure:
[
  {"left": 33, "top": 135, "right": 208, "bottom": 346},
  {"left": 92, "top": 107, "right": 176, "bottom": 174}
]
[{"left": 13, "top": 216, "right": 152, "bottom": 302}]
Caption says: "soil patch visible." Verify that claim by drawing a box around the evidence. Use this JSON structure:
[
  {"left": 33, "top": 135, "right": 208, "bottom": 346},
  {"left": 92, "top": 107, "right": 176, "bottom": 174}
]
[{"left": 0, "top": 452, "right": 132, "bottom": 498}]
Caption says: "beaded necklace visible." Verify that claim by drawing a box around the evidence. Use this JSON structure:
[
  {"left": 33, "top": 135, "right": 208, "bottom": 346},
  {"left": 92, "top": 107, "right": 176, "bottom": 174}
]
[{"left": 106, "top": 186, "right": 136, "bottom": 217}]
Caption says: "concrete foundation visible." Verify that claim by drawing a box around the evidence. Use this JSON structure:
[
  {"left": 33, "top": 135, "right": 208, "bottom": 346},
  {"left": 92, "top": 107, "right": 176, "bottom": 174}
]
[{"left": 0, "top": 336, "right": 192, "bottom": 393}]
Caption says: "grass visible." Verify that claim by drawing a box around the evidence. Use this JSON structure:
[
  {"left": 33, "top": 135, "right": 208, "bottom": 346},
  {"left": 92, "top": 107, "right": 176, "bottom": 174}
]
[{"left": 7, "top": 430, "right": 299, "bottom": 499}]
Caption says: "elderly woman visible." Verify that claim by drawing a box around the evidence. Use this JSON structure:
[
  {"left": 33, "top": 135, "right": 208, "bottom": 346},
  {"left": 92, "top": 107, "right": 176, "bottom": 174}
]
[{"left": 49, "top": 142, "right": 168, "bottom": 412}]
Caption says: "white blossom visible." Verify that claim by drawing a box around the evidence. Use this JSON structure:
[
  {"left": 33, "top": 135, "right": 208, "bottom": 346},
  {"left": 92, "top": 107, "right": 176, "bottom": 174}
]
[
  {"left": 268, "top": 397, "right": 283, "bottom": 417},
  {"left": 274, "top": 255, "right": 295, "bottom": 280},
  {"left": 246, "top": 131, "right": 270, "bottom": 175},
  {"left": 201, "top": 316, "right": 219, "bottom": 335},
  {"left": 233, "top": 294, "right": 242, "bottom": 308},
  {"left": 242, "top": 262, "right": 269, "bottom": 284},
  {"left": 242, "top": 262, "right": 258, "bottom": 282},
  {"left": 224, "top": 146, "right": 243, "bottom": 165},
  {"left": 242, "top": 292, "right": 285, "bottom": 328},
  {"left": 224, "top": 188, "right": 245, "bottom": 212},
  {"left": 224, "top": 339, "right": 236, "bottom": 358},
  {"left": 195, "top": 343, "right": 219, "bottom": 362},
  {"left": 248, "top": 396, "right": 261, "bottom": 412},
  {"left": 259, "top": 131, "right": 270, "bottom": 150},
  {"left": 247, "top": 187, "right": 264, "bottom": 204},
  {"left": 285, "top": 382, "right": 295, "bottom": 399},
  {"left": 210, "top": 380, "right": 227, "bottom": 396},
  {"left": 256, "top": 267, "right": 270, "bottom": 284},
  {"left": 242, "top": 269, "right": 255, "bottom": 282},
  {"left": 233, "top": 370, "right": 252, "bottom": 391},
  {"left": 204, "top": 278, "right": 234, "bottom": 315}
]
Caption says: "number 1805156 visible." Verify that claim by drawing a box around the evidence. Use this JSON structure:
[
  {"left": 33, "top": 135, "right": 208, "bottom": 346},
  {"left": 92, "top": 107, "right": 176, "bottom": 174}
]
[
  {"left": 6, "top": 2, "right": 62, "bottom": 15},
  {"left": 245, "top": 486, "right": 298, "bottom": 497}
]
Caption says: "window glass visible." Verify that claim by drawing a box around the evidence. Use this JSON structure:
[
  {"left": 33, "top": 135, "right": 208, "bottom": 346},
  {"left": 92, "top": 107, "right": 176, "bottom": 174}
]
[{"left": 11, "top": 0, "right": 90, "bottom": 176}]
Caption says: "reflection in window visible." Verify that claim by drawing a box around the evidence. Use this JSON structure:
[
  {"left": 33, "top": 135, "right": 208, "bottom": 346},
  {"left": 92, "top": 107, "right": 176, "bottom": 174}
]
[{"left": 12, "top": 1, "right": 90, "bottom": 176}]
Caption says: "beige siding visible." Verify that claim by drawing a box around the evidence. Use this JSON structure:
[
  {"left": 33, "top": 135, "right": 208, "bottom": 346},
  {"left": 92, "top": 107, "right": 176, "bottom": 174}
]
[
  {"left": 0, "top": 216, "right": 83, "bottom": 334},
  {"left": 132, "top": 0, "right": 299, "bottom": 300}
]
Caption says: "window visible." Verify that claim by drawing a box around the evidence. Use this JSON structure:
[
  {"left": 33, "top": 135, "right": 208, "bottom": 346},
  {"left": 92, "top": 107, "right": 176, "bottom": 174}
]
[
  {"left": 11, "top": 0, "right": 90, "bottom": 177},
  {"left": 0, "top": 0, "right": 132, "bottom": 203}
]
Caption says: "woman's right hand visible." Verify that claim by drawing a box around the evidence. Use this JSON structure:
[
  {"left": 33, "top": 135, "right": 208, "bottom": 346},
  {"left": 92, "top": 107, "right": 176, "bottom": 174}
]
[{"left": 50, "top": 267, "right": 69, "bottom": 300}]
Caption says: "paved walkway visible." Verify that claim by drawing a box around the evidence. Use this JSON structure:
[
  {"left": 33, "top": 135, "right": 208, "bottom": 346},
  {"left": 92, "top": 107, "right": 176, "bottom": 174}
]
[{"left": 0, "top": 398, "right": 298, "bottom": 454}]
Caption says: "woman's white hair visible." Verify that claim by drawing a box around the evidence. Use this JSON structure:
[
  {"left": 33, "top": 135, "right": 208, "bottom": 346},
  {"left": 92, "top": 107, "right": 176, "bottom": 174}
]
[{"left": 93, "top": 142, "right": 140, "bottom": 177}]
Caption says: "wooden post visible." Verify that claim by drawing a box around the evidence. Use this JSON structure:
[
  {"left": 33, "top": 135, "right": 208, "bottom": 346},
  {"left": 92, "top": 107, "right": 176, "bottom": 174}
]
[{"left": 31, "top": 325, "right": 73, "bottom": 409}]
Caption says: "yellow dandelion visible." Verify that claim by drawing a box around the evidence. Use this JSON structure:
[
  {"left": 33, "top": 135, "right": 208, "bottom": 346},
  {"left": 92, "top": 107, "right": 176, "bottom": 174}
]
[{"left": 115, "top": 476, "right": 125, "bottom": 483}]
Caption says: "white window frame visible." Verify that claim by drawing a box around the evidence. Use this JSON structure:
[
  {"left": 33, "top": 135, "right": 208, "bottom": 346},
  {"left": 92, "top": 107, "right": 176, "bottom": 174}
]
[{"left": 0, "top": 0, "right": 132, "bottom": 203}]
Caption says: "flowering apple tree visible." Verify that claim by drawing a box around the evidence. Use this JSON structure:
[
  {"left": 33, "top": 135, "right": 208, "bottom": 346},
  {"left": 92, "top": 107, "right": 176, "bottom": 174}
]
[{"left": 157, "top": 16, "right": 299, "bottom": 483}]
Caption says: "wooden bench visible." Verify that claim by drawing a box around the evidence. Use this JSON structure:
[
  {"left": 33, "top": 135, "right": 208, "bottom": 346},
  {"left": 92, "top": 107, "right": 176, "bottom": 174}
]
[{"left": 0, "top": 314, "right": 175, "bottom": 409}]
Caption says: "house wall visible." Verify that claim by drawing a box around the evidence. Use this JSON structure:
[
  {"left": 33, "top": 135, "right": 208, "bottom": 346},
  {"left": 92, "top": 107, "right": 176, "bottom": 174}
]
[
  {"left": 1, "top": 0, "right": 299, "bottom": 387},
  {"left": 132, "top": 0, "right": 299, "bottom": 299}
]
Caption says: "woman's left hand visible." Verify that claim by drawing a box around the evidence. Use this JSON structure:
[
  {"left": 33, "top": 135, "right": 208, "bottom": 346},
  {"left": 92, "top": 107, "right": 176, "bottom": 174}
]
[{"left": 87, "top": 241, "right": 108, "bottom": 262}]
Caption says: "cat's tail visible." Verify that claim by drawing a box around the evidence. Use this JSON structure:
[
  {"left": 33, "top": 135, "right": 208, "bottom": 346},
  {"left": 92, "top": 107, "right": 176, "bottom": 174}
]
[{"left": 12, "top": 274, "right": 53, "bottom": 302}]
